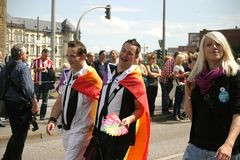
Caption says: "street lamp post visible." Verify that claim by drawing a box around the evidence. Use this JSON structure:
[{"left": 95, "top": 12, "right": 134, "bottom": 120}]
[
  {"left": 36, "top": 16, "right": 39, "bottom": 57},
  {"left": 51, "top": 0, "right": 56, "bottom": 65},
  {"left": 162, "top": 0, "right": 166, "bottom": 59},
  {"left": 74, "top": 5, "right": 111, "bottom": 41}
]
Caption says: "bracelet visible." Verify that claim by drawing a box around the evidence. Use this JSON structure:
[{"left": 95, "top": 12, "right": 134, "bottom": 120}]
[
  {"left": 187, "top": 96, "right": 191, "bottom": 100},
  {"left": 48, "top": 117, "right": 57, "bottom": 123}
]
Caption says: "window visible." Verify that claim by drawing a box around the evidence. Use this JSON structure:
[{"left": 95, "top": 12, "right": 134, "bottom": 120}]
[
  {"left": 59, "top": 37, "right": 63, "bottom": 44},
  {"left": 7, "top": 29, "right": 11, "bottom": 42},
  {"left": 58, "top": 46, "right": 63, "bottom": 56},
  {"left": 47, "top": 37, "right": 50, "bottom": 43},
  {"left": 42, "top": 36, "right": 46, "bottom": 44},
  {"left": 30, "top": 34, "right": 35, "bottom": 43},
  {"left": 14, "top": 30, "right": 18, "bottom": 42},
  {"left": 18, "top": 31, "right": 23, "bottom": 42},
  {"left": 30, "top": 45, "right": 35, "bottom": 54},
  {"left": 25, "top": 34, "right": 29, "bottom": 43},
  {"left": 6, "top": 31, "right": 9, "bottom": 42}
]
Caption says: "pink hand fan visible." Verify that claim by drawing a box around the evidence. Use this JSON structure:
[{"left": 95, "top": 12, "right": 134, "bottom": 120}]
[{"left": 102, "top": 112, "right": 128, "bottom": 136}]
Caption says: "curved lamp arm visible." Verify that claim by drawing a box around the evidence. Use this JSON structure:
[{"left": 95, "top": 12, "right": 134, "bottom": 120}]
[{"left": 73, "top": 5, "right": 111, "bottom": 41}]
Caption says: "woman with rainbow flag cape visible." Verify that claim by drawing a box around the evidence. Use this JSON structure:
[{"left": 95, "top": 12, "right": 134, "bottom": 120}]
[
  {"left": 86, "top": 39, "right": 150, "bottom": 160},
  {"left": 46, "top": 41, "right": 102, "bottom": 160}
]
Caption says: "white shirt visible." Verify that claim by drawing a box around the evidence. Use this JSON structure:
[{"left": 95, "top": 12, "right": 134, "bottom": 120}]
[{"left": 60, "top": 62, "right": 96, "bottom": 133}]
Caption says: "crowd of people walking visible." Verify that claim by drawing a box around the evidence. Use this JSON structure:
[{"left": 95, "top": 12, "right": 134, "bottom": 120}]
[{"left": 1, "top": 31, "right": 240, "bottom": 160}]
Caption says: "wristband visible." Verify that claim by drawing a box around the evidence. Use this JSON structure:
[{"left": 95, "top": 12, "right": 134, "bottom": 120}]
[{"left": 48, "top": 117, "right": 57, "bottom": 123}]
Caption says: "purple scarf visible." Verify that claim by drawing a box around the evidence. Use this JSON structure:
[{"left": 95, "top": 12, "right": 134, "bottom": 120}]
[{"left": 195, "top": 66, "right": 225, "bottom": 95}]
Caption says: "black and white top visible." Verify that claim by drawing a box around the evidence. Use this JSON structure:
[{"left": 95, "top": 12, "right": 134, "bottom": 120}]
[{"left": 60, "top": 62, "right": 96, "bottom": 132}]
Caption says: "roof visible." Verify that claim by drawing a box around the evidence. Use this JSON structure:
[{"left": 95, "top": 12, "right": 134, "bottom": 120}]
[{"left": 7, "top": 14, "right": 75, "bottom": 33}]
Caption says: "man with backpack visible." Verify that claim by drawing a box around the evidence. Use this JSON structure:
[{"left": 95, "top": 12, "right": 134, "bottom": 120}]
[{"left": 31, "top": 48, "right": 55, "bottom": 120}]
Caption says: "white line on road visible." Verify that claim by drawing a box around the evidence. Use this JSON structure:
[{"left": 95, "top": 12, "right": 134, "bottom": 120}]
[{"left": 156, "top": 153, "right": 184, "bottom": 160}]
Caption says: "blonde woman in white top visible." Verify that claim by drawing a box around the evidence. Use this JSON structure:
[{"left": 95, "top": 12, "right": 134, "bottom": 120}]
[{"left": 170, "top": 53, "right": 188, "bottom": 120}]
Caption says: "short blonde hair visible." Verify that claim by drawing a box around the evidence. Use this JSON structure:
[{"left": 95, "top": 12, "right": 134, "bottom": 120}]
[
  {"left": 174, "top": 53, "right": 185, "bottom": 66},
  {"left": 188, "top": 31, "right": 239, "bottom": 80}
]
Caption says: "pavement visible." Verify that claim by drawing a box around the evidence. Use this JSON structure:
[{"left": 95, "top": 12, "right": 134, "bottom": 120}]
[{"left": 0, "top": 85, "right": 174, "bottom": 143}]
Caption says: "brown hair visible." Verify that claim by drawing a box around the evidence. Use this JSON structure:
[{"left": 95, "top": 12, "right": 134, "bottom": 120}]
[{"left": 68, "top": 41, "right": 87, "bottom": 56}]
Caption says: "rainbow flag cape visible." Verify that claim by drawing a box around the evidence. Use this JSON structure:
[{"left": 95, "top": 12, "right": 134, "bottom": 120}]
[
  {"left": 57, "top": 67, "right": 102, "bottom": 100},
  {"left": 72, "top": 66, "right": 102, "bottom": 100},
  {"left": 105, "top": 65, "right": 150, "bottom": 160}
]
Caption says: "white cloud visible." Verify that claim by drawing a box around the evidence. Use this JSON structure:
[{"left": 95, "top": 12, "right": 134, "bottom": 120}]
[
  {"left": 145, "top": 28, "right": 162, "bottom": 38},
  {"left": 101, "top": 16, "right": 130, "bottom": 31}
]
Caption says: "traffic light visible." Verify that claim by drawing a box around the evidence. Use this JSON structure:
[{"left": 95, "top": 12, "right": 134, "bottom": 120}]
[
  {"left": 105, "top": 5, "right": 111, "bottom": 19},
  {"left": 155, "top": 49, "right": 163, "bottom": 59}
]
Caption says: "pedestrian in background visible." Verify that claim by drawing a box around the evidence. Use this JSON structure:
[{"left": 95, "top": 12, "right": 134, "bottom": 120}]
[
  {"left": 160, "top": 52, "right": 180, "bottom": 115},
  {"left": 87, "top": 39, "right": 150, "bottom": 160},
  {"left": 46, "top": 41, "right": 102, "bottom": 160},
  {"left": 94, "top": 50, "right": 107, "bottom": 79},
  {"left": 1, "top": 44, "right": 39, "bottom": 160},
  {"left": 170, "top": 53, "right": 188, "bottom": 121},
  {"left": 108, "top": 49, "right": 119, "bottom": 66},
  {"left": 183, "top": 31, "right": 240, "bottom": 160},
  {"left": 145, "top": 52, "right": 161, "bottom": 117},
  {"left": 31, "top": 48, "right": 55, "bottom": 120},
  {"left": 187, "top": 52, "right": 198, "bottom": 71},
  {"left": 135, "top": 54, "right": 148, "bottom": 87},
  {"left": 86, "top": 52, "right": 95, "bottom": 68},
  {"left": 0, "top": 51, "right": 6, "bottom": 127}
]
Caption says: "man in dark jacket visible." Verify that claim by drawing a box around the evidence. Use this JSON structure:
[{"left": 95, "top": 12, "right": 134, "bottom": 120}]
[
  {"left": 0, "top": 50, "right": 6, "bottom": 127},
  {"left": 1, "top": 44, "right": 39, "bottom": 160}
]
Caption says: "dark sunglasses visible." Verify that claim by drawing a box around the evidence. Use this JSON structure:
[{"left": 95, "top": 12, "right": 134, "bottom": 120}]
[{"left": 188, "top": 59, "right": 192, "bottom": 64}]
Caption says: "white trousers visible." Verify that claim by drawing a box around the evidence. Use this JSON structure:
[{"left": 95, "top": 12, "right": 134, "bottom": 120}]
[{"left": 63, "top": 127, "right": 93, "bottom": 160}]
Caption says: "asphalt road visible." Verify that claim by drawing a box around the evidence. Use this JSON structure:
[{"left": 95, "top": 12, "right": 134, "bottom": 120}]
[
  {"left": 0, "top": 119, "right": 191, "bottom": 160},
  {"left": 0, "top": 85, "right": 192, "bottom": 160}
]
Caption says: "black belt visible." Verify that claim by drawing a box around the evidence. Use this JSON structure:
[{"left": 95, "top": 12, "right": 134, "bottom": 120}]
[{"left": 57, "top": 124, "right": 70, "bottom": 130}]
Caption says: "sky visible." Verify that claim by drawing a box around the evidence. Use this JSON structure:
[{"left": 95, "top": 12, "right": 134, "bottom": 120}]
[{"left": 7, "top": 0, "right": 240, "bottom": 53}]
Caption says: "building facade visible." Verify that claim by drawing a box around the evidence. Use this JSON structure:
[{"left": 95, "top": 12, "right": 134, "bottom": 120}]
[
  {"left": 6, "top": 15, "right": 75, "bottom": 70},
  {"left": 178, "top": 28, "right": 240, "bottom": 56},
  {"left": 0, "top": 0, "right": 7, "bottom": 56}
]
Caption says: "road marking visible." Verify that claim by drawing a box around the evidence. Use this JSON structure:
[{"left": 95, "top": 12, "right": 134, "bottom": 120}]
[{"left": 156, "top": 153, "right": 184, "bottom": 160}]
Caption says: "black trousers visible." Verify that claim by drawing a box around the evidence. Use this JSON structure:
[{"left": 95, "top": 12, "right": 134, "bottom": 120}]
[
  {"left": 146, "top": 85, "right": 158, "bottom": 116},
  {"left": 97, "top": 131, "right": 130, "bottom": 160},
  {"left": 2, "top": 101, "right": 31, "bottom": 160}
]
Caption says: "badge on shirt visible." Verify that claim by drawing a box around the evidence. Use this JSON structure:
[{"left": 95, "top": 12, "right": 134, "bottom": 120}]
[{"left": 218, "top": 87, "right": 229, "bottom": 103}]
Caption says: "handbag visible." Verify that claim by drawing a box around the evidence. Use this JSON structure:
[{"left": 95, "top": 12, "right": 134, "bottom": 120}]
[
  {"left": 0, "top": 100, "right": 7, "bottom": 117},
  {"left": 84, "top": 135, "right": 103, "bottom": 160}
]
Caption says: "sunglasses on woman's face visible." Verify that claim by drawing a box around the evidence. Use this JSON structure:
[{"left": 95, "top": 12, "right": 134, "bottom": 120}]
[{"left": 188, "top": 59, "right": 192, "bottom": 64}]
